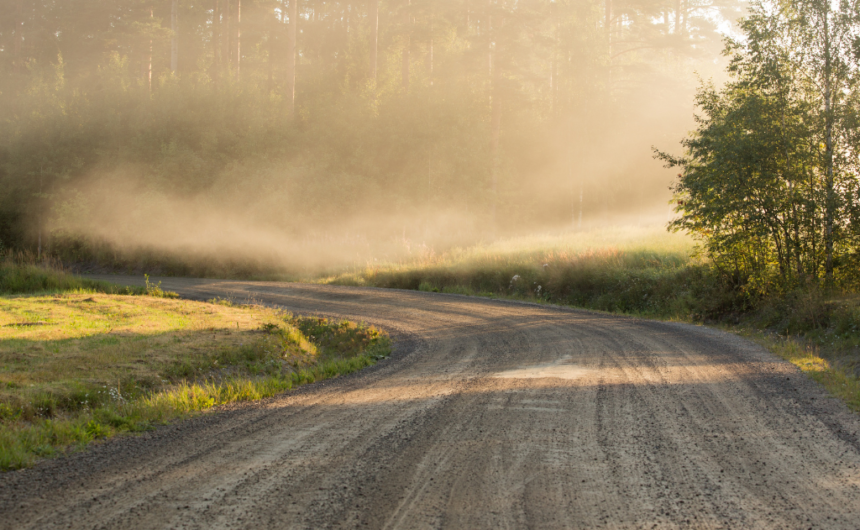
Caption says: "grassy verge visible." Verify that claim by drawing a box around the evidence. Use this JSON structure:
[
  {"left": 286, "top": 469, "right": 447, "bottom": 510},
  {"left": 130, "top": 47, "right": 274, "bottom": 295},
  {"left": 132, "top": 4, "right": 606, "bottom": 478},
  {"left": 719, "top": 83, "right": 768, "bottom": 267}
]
[
  {"left": 321, "top": 227, "right": 860, "bottom": 414},
  {"left": 0, "top": 293, "right": 390, "bottom": 471},
  {"left": 740, "top": 330, "right": 860, "bottom": 412},
  {"left": 323, "top": 227, "right": 712, "bottom": 318},
  {"left": 0, "top": 255, "right": 148, "bottom": 296}
]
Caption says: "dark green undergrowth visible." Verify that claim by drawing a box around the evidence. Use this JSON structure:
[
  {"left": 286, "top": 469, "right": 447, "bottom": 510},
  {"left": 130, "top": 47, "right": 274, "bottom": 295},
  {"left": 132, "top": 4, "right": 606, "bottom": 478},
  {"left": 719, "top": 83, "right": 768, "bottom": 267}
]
[
  {"left": 0, "top": 251, "right": 147, "bottom": 296},
  {"left": 329, "top": 247, "right": 742, "bottom": 320}
]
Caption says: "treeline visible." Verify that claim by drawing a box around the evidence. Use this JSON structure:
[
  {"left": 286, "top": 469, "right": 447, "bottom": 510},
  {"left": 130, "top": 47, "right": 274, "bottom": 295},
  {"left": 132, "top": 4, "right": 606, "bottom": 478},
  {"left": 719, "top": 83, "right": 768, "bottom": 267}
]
[
  {"left": 0, "top": 0, "right": 738, "bottom": 256},
  {"left": 657, "top": 0, "right": 860, "bottom": 295}
]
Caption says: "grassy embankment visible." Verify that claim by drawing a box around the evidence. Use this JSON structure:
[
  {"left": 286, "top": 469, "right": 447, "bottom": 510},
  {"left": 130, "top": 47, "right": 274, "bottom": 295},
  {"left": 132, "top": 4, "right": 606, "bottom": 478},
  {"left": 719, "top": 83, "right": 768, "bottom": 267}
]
[
  {"left": 0, "top": 258, "right": 390, "bottom": 471},
  {"left": 323, "top": 226, "right": 860, "bottom": 412}
]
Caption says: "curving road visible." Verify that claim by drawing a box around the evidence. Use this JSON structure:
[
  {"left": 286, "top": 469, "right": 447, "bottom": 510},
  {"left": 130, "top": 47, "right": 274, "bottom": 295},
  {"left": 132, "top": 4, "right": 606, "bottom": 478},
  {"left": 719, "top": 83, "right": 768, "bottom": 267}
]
[{"left": 2, "top": 277, "right": 860, "bottom": 529}]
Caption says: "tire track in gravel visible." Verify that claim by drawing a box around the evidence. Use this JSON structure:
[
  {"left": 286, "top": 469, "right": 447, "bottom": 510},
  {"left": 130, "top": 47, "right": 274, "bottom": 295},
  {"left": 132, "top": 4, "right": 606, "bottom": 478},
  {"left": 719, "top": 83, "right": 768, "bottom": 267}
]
[{"left": 2, "top": 276, "right": 860, "bottom": 529}]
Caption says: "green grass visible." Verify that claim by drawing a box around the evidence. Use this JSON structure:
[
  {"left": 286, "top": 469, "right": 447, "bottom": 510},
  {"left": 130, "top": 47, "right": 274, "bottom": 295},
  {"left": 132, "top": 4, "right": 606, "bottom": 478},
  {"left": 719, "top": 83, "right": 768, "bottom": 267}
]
[
  {"left": 320, "top": 226, "right": 860, "bottom": 415},
  {"left": 741, "top": 330, "right": 860, "bottom": 412},
  {"left": 323, "top": 226, "right": 710, "bottom": 318},
  {"left": 0, "top": 252, "right": 147, "bottom": 296},
  {"left": 0, "top": 293, "right": 390, "bottom": 470}
]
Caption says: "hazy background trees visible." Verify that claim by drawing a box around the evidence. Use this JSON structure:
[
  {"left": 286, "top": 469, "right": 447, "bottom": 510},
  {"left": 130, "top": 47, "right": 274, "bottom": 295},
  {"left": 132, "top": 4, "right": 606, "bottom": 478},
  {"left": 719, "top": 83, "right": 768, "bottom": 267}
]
[{"left": 0, "top": 0, "right": 741, "bottom": 265}]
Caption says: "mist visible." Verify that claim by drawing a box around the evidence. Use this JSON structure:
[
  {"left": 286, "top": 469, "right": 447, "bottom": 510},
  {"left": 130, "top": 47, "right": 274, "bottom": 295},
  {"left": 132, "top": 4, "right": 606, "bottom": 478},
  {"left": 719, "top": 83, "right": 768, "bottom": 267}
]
[{"left": 0, "top": 0, "right": 741, "bottom": 273}]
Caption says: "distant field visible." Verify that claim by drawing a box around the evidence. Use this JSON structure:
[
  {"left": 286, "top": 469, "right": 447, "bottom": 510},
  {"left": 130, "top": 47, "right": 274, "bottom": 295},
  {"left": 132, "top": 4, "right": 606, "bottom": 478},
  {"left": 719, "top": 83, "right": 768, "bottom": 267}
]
[{"left": 0, "top": 292, "right": 390, "bottom": 470}]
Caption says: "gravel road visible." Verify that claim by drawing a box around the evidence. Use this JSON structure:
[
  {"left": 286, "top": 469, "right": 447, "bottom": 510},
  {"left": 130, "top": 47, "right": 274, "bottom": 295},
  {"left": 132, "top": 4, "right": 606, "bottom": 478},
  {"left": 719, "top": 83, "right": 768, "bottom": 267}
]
[{"left": 2, "top": 276, "right": 860, "bottom": 529}]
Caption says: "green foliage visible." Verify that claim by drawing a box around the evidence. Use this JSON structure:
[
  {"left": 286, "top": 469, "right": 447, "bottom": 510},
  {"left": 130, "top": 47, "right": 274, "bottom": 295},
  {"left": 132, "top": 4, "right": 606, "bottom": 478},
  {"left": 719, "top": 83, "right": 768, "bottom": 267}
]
[
  {"left": 0, "top": 307, "right": 391, "bottom": 471},
  {"left": 0, "top": 251, "right": 143, "bottom": 295},
  {"left": 144, "top": 274, "right": 178, "bottom": 298},
  {"left": 331, "top": 236, "right": 726, "bottom": 319},
  {"left": 655, "top": 0, "right": 860, "bottom": 295}
]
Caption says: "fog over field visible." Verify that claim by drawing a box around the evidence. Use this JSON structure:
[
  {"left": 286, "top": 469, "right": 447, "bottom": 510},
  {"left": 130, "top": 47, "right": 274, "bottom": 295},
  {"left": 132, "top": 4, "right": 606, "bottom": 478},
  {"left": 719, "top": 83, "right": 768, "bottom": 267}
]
[{"left": 0, "top": 0, "right": 740, "bottom": 269}]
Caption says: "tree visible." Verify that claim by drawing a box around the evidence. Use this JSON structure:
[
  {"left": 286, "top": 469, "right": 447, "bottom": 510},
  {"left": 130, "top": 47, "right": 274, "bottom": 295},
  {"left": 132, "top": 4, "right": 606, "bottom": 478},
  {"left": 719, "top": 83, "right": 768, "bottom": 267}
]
[{"left": 657, "top": 0, "right": 860, "bottom": 291}]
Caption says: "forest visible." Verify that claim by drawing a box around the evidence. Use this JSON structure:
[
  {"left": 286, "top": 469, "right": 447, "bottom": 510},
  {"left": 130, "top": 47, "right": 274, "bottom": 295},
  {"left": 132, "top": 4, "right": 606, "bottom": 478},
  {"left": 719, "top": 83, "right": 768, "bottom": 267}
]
[{"left": 0, "top": 0, "right": 739, "bottom": 267}]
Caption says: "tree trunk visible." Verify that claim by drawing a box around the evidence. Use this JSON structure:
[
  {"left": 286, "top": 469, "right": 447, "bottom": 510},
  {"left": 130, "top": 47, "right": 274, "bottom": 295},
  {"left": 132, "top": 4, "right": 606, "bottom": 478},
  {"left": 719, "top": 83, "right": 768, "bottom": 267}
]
[
  {"left": 428, "top": 9, "right": 434, "bottom": 84},
  {"left": 286, "top": 0, "right": 298, "bottom": 115},
  {"left": 402, "top": 0, "right": 411, "bottom": 92},
  {"left": 213, "top": 0, "right": 220, "bottom": 87},
  {"left": 235, "top": 0, "right": 241, "bottom": 81},
  {"left": 490, "top": 80, "right": 501, "bottom": 231},
  {"left": 369, "top": 0, "right": 379, "bottom": 86},
  {"left": 551, "top": 4, "right": 558, "bottom": 113},
  {"left": 171, "top": 0, "right": 179, "bottom": 73},
  {"left": 225, "top": 0, "right": 232, "bottom": 74},
  {"left": 486, "top": 0, "right": 492, "bottom": 77},
  {"left": 823, "top": 6, "right": 835, "bottom": 284},
  {"left": 14, "top": 0, "right": 24, "bottom": 71},
  {"left": 268, "top": 10, "right": 274, "bottom": 93},
  {"left": 490, "top": 47, "right": 501, "bottom": 231},
  {"left": 605, "top": 0, "right": 612, "bottom": 90}
]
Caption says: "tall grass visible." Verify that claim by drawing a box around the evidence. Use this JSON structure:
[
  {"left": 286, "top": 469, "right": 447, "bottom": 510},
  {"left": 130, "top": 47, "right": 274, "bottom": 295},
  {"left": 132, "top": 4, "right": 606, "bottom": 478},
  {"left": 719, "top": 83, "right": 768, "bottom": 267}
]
[
  {"left": 0, "top": 250, "right": 142, "bottom": 295},
  {"left": 326, "top": 227, "right": 719, "bottom": 318},
  {"left": 324, "top": 226, "right": 860, "bottom": 413}
]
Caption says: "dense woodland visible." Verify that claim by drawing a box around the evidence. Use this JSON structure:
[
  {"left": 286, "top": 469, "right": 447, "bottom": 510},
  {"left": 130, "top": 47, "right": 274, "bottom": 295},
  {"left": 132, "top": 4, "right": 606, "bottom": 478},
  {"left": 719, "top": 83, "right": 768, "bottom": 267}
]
[{"left": 0, "top": 0, "right": 738, "bottom": 262}]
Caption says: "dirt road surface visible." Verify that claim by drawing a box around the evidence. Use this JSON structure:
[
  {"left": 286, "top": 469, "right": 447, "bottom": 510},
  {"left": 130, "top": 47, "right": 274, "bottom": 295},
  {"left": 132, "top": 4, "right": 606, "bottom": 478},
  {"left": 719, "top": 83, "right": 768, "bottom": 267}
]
[{"left": 2, "top": 276, "right": 860, "bottom": 529}]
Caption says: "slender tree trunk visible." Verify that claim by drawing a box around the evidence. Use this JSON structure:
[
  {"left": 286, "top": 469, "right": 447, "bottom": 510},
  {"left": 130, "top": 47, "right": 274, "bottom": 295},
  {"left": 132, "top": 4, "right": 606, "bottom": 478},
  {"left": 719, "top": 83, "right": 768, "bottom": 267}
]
[
  {"left": 489, "top": 8, "right": 501, "bottom": 232},
  {"left": 225, "top": 0, "right": 233, "bottom": 74},
  {"left": 428, "top": 8, "right": 434, "bottom": 84},
  {"left": 14, "top": 0, "right": 24, "bottom": 71},
  {"left": 171, "top": 0, "right": 179, "bottom": 73},
  {"left": 491, "top": 74, "right": 501, "bottom": 231},
  {"left": 823, "top": 7, "right": 835, "bottom": 284},
  {"left": 268, "top": 11, "right": 274, "bottom": 93},
  {"left": 213, "top": 0, "right": 220, "bottom": 87},
  {"left": 235, "top": 0, "right": 241, "bottom": 81},
  {"left": 551, "top": 4, "right": 559, "bottom": 114},
  {"left": 369, "top": 0, "right": 379, "bottom": 86},
  {"left": 605, "top": 0, "right": 612, "bottom": 41},
  {"left": 486, "top": 0, "right": 493, "bottom": 77},
  {"left": 402, "top": 0, "right": 411, "bottom": 92},
  {"left": 286, "top": 0, "right": 298, "bottom": 115},
  {"left": 148, "top": 7, "right": 154, "bottom": 93},
  {"left": 605, "top": 0, "right": 612, "bottom": 89}
]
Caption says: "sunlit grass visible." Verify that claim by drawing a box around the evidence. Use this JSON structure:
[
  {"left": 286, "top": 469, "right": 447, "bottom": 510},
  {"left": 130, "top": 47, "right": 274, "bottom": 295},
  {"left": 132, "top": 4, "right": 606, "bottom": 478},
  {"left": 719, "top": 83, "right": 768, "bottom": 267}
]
[
  {"left": 0, "top": 259, "right": 144, "bottom": 296},
  {"left": 323, "top": 226, "right": 703, "bottom": 318},
  {"left": 322, "top": 226, "right": 860, "bottom": 416},
  {"left": 323, "top": 225, "right": 694, "bottom": 281},
  {"left": 741, "top": 331, "right": 860, "bottom": 412},
  {"left": 0, "top": 294, "right": 390, "bottom": 470}
]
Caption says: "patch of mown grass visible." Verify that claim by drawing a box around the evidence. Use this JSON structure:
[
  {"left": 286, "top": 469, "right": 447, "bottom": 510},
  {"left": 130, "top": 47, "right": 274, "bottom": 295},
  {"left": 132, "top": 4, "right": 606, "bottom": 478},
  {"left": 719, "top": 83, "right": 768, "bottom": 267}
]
[{"left": 0, "top": 295, "right": 390, "bottom": 470}]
